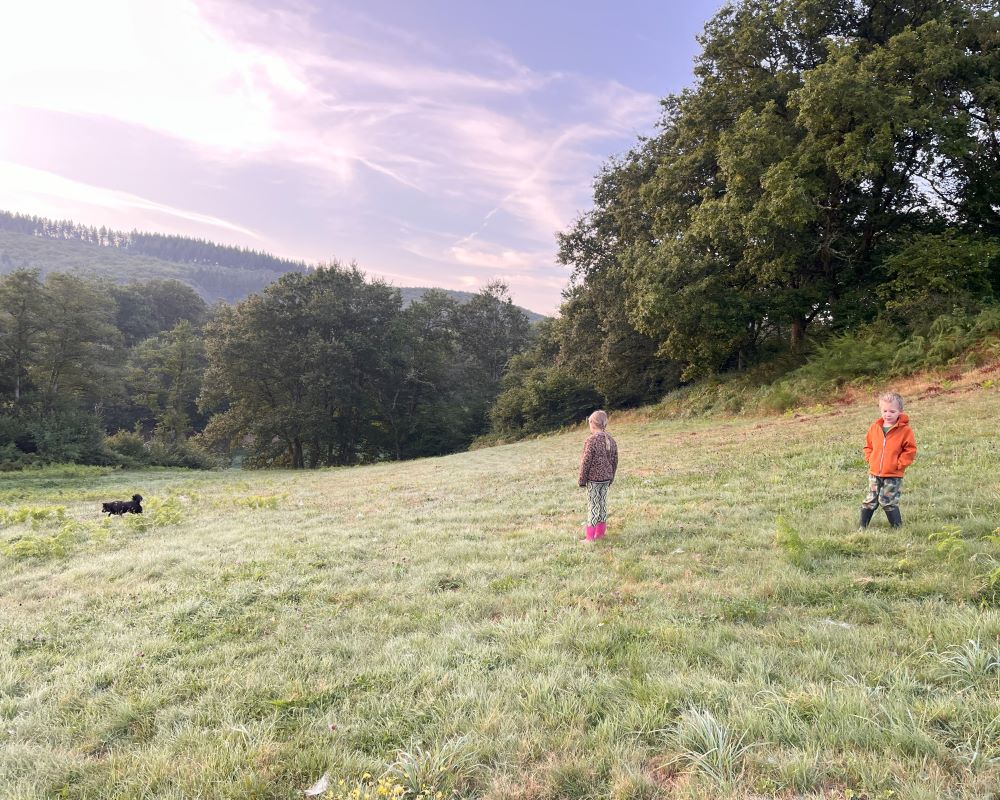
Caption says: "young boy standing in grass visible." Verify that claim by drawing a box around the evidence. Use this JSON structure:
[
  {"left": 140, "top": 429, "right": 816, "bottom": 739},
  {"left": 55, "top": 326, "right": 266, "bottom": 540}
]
[
  {"left": 578, "top": 410, "right": 619, "bottom": 541},
  {"left": 860, "top": 391, "right": 917, "bottom": 529}
]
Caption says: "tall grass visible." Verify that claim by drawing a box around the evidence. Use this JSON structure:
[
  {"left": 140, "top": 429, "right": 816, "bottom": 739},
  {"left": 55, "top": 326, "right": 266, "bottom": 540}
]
[
  {"left": 1, "top": 380, "right": 999, "bottom": 798},
  {"left": 654, "top": 308, "right": 1000, "bottom": 418}
]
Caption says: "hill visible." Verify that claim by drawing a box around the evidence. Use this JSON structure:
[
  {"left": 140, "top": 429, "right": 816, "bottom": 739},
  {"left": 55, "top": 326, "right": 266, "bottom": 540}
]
[
  {"left": 0, "top": 229, "right": 286, "bottom": 305},
  {"left": 398, "top": 285, "right": 547, "bottom": 323},
  {"left": 0, "top": 213, "right": 548, "bottom": 319},
  {"left": 2, "top": 368, "right": 998, "bottom": 798}
]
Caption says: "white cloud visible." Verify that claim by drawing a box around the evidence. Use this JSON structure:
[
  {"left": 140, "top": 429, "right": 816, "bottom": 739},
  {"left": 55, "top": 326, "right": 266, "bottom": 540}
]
[
  {"left": 0, "top": 0, "right": 655, "bottom": 212},
  {"left": 450, "top": 243, "right": 538, "bottom": 271},
  {"left": 1, "top": 1, "right": 303, "bottom": 155},
  {"left": 0, "top": 0, "right": 662, "bottom": 312},
  {"left": 0, "top": 161, "right": 265, "bottom": 244}
]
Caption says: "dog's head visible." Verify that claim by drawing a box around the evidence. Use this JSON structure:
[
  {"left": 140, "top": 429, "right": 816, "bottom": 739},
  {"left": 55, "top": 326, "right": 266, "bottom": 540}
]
[{"left": 132, "top": 494, "right": 143, "bottom": 503}]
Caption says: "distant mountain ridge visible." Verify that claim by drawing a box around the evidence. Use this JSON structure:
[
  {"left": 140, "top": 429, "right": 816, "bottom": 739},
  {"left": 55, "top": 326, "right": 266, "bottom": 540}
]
[
  {"left": 0, "top": 210, "right": 547, "bottom": 320},
  {"left": 0, "top": 210, "right": 308, "bottom": 276}
]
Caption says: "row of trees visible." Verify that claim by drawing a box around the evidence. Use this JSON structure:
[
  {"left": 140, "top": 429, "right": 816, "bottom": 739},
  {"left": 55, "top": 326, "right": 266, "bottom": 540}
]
[
  {"left": 0, "top": 265, "right": 532, "bottom": 468},
  {"left": 199, "top": 267, "right": 531, "bottom": 466},
  {"left": 493, "top": 0, "right": 1000, "bottom": 437},
  {"left": 0, "top": 271, "right": 213, "bottom": 466},
  {"left": 0, "top": 211, "right": 311, "bottom": 274}
]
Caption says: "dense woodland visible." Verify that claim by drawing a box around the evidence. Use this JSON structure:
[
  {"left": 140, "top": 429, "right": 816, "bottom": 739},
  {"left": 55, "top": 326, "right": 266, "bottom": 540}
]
[
  {"left": 0, "top": 216, "right": 548, "bottom": 317},
  {"left": 492, "top": 0, "right": 1000, "bottom": 435},
  {"left": 2, "top": 0, "right": 999, "bottom": 468},
  {"left": 0, "top": 265, "right": 531, "bottom": 469}
]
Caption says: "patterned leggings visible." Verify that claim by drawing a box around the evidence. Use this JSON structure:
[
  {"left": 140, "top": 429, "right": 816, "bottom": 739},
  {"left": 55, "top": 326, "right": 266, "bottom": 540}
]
[
  {"left": 861, "top": 475, "right": 903, "bottom": 510},
  {"left": 587, "top": 481, "right": 611, "bottom": 525}
]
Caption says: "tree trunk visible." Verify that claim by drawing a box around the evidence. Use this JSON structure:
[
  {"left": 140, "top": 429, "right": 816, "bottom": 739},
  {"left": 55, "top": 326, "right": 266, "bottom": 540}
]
[{"left": 790, "top": 318, "right": 806, "bottom": 351}]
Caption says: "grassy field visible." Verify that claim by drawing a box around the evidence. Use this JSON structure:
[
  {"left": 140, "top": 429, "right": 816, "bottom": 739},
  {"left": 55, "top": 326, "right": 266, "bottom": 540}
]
[{"left": 2, "top": 379, "right": 999, "bottom": 799}]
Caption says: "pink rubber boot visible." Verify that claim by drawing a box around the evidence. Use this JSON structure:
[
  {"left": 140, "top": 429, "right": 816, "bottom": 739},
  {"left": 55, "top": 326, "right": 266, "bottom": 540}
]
[
  {"left": 595, "top": 522, "right": 606, "bottom": 539},
  {"left": 584, "top": 525, "right": 596, "bottom": 541}
]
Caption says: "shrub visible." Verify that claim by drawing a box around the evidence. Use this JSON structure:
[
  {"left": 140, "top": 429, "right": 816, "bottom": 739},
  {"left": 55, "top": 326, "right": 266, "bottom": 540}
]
[
  {"left": 122, "top": 496, "right": 184, "bottom": 533},
  {"left": 0, "top": 442, "right": 35, "bottom": 470},
  {"left": 654, "top": 378, "right": 761, "bottom": 418},
  {"left": 0, "top": 415, "right": 36, "bottom": 456},
  {"left": 30, "top": 409, "right": 107, "bottom": 464},
  {"left": 145, "top": 438, "right": 219, "bottom": 469},
  {"left": 103, "top": 430, "right": 149, "bottom": 466},
  {"left": 736, "top": 306, "right": 1000, "bottom": 417},
  {"left": 755, "top": 383, "right": 803, "bottom": 414},
  {"left": 2, "top": 528, "right": 76, "bottom": 560},
  {"left": 0, "top": 410, "right": 106, "bottom": 468},
  {"left": 0, "top": 505, "right": 67, "bottom": 527},
  {"left": 970, "top": 305, "right": 1000, "bottom": 338},
  {"left": 791, "top": 327, "right": 899, "bottom": 387},
  {"left": 490, "top": 366, "right": 602, "bottom": 439},
  {"left": 923, "top": 312, "right": 974, "bottom": 366},
  {"left": 879, "top": 231, "right": 999, "bottom": 321}
]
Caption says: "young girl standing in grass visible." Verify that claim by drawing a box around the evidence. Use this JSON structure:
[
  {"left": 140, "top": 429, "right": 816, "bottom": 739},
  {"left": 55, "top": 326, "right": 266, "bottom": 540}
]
[{"left": 578, "top": 410, "right": 619, "bottom": 541}]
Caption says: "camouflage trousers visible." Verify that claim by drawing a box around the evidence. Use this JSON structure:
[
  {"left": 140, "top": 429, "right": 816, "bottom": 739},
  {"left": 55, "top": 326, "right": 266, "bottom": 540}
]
[
  {"left": 861, "top": 475, "right": 903, "bottom": 510},
  {"left": 586, "top": 481, "right": 611, "bottom": 525}
]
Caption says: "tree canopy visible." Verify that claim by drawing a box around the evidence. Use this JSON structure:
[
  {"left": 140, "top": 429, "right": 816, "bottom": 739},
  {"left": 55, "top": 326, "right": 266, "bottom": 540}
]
[
  {"left": 0, "top": 265, "right": 534, "bottom": 469},
  {"left": 570, "top": 0, "right": 998, "bottom": 375},
  {"left": 198, "top": 267, "right": 532, "bottom": 468},
  {"left": 489, "top": 0, "right": 999, "bottom": 438}
]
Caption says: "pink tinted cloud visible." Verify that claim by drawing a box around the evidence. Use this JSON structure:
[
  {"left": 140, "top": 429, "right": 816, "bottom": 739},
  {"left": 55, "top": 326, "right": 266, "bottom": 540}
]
[
  {"left": 0, "top": 161, "right": 267, "bottom": 245},
  {"left": 0, "top": 0, "right": 661, "bottom": 313}
]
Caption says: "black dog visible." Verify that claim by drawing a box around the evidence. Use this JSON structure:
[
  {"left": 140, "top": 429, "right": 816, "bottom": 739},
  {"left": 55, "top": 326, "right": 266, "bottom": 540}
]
[{"left": 102, "top": 494, "right": 143, "bottom": 516}]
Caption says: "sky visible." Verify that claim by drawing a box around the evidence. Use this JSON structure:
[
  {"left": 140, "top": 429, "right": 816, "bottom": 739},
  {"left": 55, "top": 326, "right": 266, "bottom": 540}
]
[{"left": 0, "top": 0, "right": 726, "bottom": 315}]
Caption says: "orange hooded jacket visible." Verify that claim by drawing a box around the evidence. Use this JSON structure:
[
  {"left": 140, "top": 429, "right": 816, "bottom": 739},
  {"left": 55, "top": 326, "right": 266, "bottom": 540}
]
[{"left": 863, "top": 413, "right": 917, "bottom": 478}]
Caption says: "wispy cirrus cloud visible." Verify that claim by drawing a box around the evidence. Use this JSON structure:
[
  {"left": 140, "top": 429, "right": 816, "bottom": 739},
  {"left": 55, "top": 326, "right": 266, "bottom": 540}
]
[
  {"left": 0, "top": 0, "right": 663, "bottom": 312},
  {"left": 0, "top": 161, "right": 266, "bottom": 243},
  {"left": 450, "top": 241, "right": 546, "bottom": 272},
  {"left": 1, "top": 2, "right": 303, "bottom": 155}
]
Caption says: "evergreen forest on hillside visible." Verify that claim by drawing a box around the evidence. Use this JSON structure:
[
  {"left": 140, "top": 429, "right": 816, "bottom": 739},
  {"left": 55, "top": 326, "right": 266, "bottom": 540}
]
[
  {"left": 1, "top": 0, "right": 999, "bottom": 469},
  {"left": 0, "top": 214, "right": 545, "bottom": 321},
  {"left": 0, "top": 209, "right": 307, "bottom": 271},
  {"left": 0, "top": 210, "right": 309, "bottom": 302}
]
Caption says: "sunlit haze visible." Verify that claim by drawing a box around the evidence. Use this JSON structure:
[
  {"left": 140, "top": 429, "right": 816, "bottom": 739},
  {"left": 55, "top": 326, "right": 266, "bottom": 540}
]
[{"left": 0, "top": 0, "right": 725, "bottom": 314}]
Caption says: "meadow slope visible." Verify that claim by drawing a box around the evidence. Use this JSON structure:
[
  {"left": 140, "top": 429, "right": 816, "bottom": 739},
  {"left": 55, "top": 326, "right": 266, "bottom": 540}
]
[{"left": 2, "top": 379, "right": 999, "bottom": 799}]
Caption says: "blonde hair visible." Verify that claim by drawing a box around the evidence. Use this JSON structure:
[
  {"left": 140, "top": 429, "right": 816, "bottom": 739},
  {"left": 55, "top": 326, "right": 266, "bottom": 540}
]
[
  {"left": 879, "top": 391, "right": 904, "bottom": 410},
  {"left": 588, "top": 410, "right": 608, "bottom": 429}
]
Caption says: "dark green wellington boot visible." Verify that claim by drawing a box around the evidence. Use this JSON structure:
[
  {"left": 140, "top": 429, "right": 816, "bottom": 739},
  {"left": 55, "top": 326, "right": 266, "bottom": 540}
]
[
  {"left": 884, "top": 507, "right": 902, "bottom": 528},
  {"left": 859, "top": 507, "right": 876, "bottom": 530}
]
